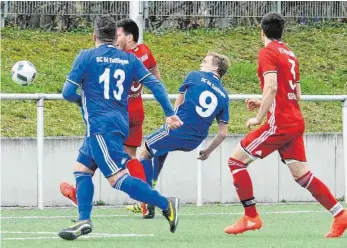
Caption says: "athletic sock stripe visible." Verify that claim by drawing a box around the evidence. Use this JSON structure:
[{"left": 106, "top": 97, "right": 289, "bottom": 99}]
[
  {"left": 330, "top": 202, "right": 344, "bottom": 216},
  {"left": 115, "top": 174, "right": 129, "bottom": 190}
]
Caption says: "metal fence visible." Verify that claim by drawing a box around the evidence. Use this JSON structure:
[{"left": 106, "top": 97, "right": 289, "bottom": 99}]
[
  {"left": 1, "top": 93, "right": 347, "bottom": 208},
  {"left": 2, "top": 1, "right": 346, "bottom": 30},
  {"left": 3, "top": 1, "right": 347, "bottom": 18}
]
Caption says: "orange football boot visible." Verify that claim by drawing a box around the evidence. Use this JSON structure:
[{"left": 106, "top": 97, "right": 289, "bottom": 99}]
[
  {"left": 60, "top": 182, "right": 77, "bottom": 206},
  {"left": 224, "top": 214, "right": 262, "bottom": 234},
  {"left": 325, "top": 210, "right": 347, "bottom": 238}
]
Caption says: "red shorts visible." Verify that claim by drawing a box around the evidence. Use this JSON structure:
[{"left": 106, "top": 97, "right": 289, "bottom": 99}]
[
  {"left": 125, "top": 111, "right": 144, "bottom": 147},
  {"left": 240, "top": 123, "right": 307, "bottom": 163}
]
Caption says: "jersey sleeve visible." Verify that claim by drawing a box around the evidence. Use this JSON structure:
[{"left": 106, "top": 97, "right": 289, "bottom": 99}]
[
  {"left": 178, "top": 71, "right": 196, "bottom": 93},
  {"left": 144, "top": 45, "right": 158, "bottom": 71},
  {"left": 66, "top": 50, "right": 88, "bottom": 86},
  {"left": 258, "top": 48, "right": 277, "bottom": 76},
  {"left": 216, "top": 98, "right": 230, "bottom": 124}
]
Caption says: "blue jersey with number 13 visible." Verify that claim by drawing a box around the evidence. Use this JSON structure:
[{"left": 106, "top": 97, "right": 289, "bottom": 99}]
[{"left": 66, "top": 44, "right": 151, "bottom": 138}]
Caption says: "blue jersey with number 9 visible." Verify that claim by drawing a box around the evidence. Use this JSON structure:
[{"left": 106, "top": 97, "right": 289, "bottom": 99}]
[
  {"left": 66, "top": 44, "right": 151, "bottom": 137},
  {"left": 175, "top": 70, "right": 229, "bottom": 140}
]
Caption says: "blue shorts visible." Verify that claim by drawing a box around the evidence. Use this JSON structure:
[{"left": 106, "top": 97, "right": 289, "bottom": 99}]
[
  {"left": 77, "top": 133, "right": 130, "bottom": 178},
  {"left": 145, "top": 125, "right": 203, "bottom": 157}
]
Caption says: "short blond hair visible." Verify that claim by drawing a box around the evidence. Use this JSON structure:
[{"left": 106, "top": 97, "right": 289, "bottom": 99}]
[{"left": 207, "top": 52, "right": 230, "bottom": 78}]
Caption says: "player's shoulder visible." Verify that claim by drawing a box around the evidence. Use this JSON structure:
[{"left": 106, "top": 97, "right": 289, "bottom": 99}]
[
  {"left": 138, "top": 43, "right": 153, "bottom": 53},
  {"left": 186, "top": 70, "right": 203, "bottom": 79}
]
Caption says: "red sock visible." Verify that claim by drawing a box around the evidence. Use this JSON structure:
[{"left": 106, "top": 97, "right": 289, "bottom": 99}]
[
  {"left": 228, "top": 158, "right": 258, "bottom": 218},
  {"left": 296, "top": 171, "right": 343, "bottom": 217},
  {"left": 126, "top": 159, "right": 147, "bottom": 182}
]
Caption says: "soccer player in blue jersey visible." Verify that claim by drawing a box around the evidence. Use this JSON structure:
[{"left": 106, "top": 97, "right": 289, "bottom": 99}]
[
  {"left": 139, "top": 52, "right": 230, "bottom": 218},
  {"left": 58, "top": 16, "right": 182, "bottom": 240}
]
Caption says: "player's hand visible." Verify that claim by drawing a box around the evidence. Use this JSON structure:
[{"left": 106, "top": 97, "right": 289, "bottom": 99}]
[
  {"left": 198, "top": 149, "right": 211, "bottom": 161},
  {"left": 166, "top": 115, "right": 183, "bottom": 130},
  {"left": 245, "top": 98, "right": 261, "bottom": 111},
  {"left": 246, "top": 117, "right": 261, "bottom": 129}
]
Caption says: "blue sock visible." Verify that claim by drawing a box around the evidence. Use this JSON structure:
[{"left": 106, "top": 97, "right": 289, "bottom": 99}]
[
  {"left": 152, "top": 153, "right": 168, "bottom": 186},
  {"left": 74, "top": 171, "right": 94, "bottom": 221},
  {"left": 114, "top": 173, "right": 168, "bottom": 211},
  {"left": 141, "top": 158, "right": 153, "bottom": 186}
]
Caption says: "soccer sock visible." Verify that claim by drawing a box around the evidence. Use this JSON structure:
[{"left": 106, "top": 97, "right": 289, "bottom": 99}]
[
  {"left": 126, "top": 159, "right": 146, "bottom": 182},
  {"left": 74, "top": 171, "right": 94, "bottom": 221},
  {"left": 140, "top": 158, "right": 153, "bottom": 186},
  {"left": 296, "top": 171, "right": 344, "bottom": 217},
  {"left": 152, "top": 153, "right": 168, "bottom": 187},
  {"left": 228, "top": 158, "right": 257, "bottom": 218},
  {"left": 114, "top": 173, "right": 169, "bottom": 211}
]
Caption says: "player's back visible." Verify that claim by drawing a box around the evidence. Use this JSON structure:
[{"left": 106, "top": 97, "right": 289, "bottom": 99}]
[
  {"left": 175, "top": 71, "right": 229, "bottom": 139},
  {"left": 78, "top": 44, "right": 143, "bottom": 137},
  {"left": 258, "top": 41, "right": 304, "bottom": 127}
]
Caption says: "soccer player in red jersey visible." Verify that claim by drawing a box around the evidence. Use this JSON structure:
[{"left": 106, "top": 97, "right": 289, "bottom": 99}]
[
  {"left": 60, "top": 19, "right": 162, "bottom": 217},
  {"left": 224, "top": 12, "right": 347, "bottom": 238}
]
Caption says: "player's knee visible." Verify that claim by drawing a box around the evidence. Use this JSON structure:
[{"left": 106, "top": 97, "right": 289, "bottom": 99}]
[
  {"left": 107, "top": 169, "right": 128, "bottom": 187},
  {"left": 286, "top": 160, "right": 309, "bottom": 180},
  {"left": 124, "top": 145, "right": 137, "bottom": 159},
  {"left": 230, "top": 144, "right": 254, "bottom": 164},
  {"left": 139, "top": 144, "right": 152, "bottom": 160},
  {"left": 73, "top": 161, "right": 95, "bottom": 175}
]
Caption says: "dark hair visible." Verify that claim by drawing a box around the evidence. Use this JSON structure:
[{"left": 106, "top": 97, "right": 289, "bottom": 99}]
[
  {"left": 94, "top": 16, "right": 117, "bottom": 42},
  {"left": 117, "top": 19, "right": 139, "bottom": 42},
  {"left": 261, "top": 12, "right": 285, "bottom": 40}
]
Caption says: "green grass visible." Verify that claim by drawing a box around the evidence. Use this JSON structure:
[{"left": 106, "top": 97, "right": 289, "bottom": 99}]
[
  {"left": 1, "top": 204, "right": 347, "bottom": 247},
  {"left": 1, "top": 25, "right": 347, "bottom": 137}
]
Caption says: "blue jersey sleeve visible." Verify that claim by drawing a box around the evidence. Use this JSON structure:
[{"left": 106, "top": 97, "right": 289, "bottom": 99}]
[
  {"left": 216, "top": 99, "right": 230, "bottom": 124},
  {"left": 66, "top": 50, "right": 88, "bottom": 86}
]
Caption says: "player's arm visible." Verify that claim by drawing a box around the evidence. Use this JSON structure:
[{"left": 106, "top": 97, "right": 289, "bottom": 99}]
[
  {"left": 151, "top": 67, "right": 161, "bottom": 80},
  {"left": 134, "top": 57, "right": 183, "bottom": 129},
  {"left": 198, "top": 122, "right": 228, "bottom": 161},
  {"left": 174, "top": 93, "right": 185, "bottom": 108},
  {"left": 296, "top": 82, "right": 301, "bottom": 101},
  {"left": 62, "top": 51, "right": 87, "bottom": 106},
  {"left": 256, "top": 72, "right": 278, "bottom": 122}
]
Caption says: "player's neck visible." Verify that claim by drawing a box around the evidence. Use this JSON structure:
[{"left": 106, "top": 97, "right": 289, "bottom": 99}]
[
  {"left": 264, "top": 37, "right": 273, "bottom": 47},
  {"left": 95, "top": 40, "right": 116, "bottom": 48},
  {"left": 126, "top": 42, "right": 138, "bottom": 51}
]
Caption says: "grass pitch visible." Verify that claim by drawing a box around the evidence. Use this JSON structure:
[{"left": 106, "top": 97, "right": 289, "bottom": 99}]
[{"left": 1, "top": 203, "right": 347, "bottom": 248}]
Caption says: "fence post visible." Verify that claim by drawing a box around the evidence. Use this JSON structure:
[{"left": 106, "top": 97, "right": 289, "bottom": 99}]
[
  {"left": 37, "top": 98, "right": 44, "bottom": 209},
  {"left": 343, "top": 100, "right": 347, "bottom": 204},
  {"left": 1, "top": 1, "right": 9, "bottom": 28},
  {"left": 129, "top": 0, "right": 144, "bottom": 44},
  {"left": 276, "top": 1, "right": 281, "bottom": 14},
  {"left": 196, "top": 141, "right": 204, "bottom": 206}
]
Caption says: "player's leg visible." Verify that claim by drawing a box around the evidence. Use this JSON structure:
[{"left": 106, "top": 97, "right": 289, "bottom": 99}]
[
  {"left": 92, "top": 133, "right": 179, "bottom": 233},
  {"left": 60, "top": 137, "right": 95, "bottom": 206},
  {"left": 58, "top": 141, "right": 97, "bottom": 240},
  {"left": 224, "top": 124, "right": 281, "bottom": 234},
  {"left": 280, "top": 135, "right": 347, "bottom": 238},
  {"left": 124, "top": 119, "right": 146, "bottom": 182},
  {"left": 152, "top": 153, "right": 169, "bottom": 188}
]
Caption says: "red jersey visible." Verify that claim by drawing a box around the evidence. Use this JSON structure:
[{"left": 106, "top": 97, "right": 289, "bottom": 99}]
[
  {"left": 126, "top": 44, "right": 158, "bottom": 113},
  {"left": 257, "top": 40, "right": 304, "bottom": 127}
]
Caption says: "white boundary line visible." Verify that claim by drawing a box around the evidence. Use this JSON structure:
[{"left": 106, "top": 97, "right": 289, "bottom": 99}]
[
  {"left": 1, "top": 233, "right": 154, "bottom": 241},
  {"left": 0, "top": 210, "right": 325, "bottom": 219}
]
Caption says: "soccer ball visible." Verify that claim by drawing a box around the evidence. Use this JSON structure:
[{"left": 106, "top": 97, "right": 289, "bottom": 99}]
[{"left": 11, "top": 61, "right": 37, "bottom": 86}]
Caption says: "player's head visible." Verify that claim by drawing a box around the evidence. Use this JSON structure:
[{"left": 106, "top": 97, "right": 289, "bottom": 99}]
[
  {"left": 260, "top": 12, "right": 284, "bottom": 41},
  {"left": 93, "top": 16, "right": 117, "bottom": 44},
  {"left": 200, "top": 52, "right": 230, "bottom": 78},
  {"left": 116, "top": 19, "right": 139, "bottom": 50}
]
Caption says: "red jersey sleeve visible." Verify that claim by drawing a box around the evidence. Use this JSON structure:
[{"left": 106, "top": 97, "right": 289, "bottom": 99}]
[
  {"left": 258, "top": 48, "right": 277, "bottom": 76},
  {"left": 142, "top": 44, "right": 158, "bottom": 71}
]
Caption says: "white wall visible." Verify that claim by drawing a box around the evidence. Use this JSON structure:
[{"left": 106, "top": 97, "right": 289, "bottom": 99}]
[{"left": 1, "top": 134, "right": 344, "bottom": 206}]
